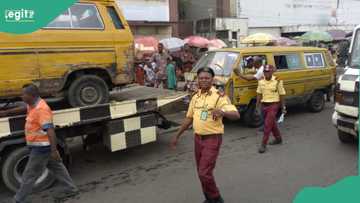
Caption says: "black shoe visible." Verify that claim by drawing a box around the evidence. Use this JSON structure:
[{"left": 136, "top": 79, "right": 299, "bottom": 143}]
[
  {"left": 213, "top": 196, "right": 224, "bottom": 203},
  {"left": 269, "top": 138, "right": 282, "bottom": 145},
  {"left": 258, "top": 144, "right": 267, "bottom": 153}
]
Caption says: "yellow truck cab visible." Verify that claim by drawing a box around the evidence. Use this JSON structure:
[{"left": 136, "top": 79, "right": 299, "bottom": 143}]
[
  {"left": 186, "top": 46, "right": 336, "bottom": 127},
  {"left": 0, "top": 0, "right": 134, "bottom": 107}
]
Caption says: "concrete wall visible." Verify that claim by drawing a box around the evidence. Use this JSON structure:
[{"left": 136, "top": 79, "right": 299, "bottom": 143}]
[
  {"left": 131, "top": 26, "right": 172, "bottom": 39},
  {"left": 117, "top": 0, "right": 170, "bottom": 22},
  {"left": 237, "top": 0, "right": 360, "bottom": 27},
  {"left": 182, "top": 0, "right": 217, "bottom": 21}
]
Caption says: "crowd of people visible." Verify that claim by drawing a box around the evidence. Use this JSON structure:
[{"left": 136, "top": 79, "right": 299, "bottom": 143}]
[{"left": 135, "top": 43, "right": 207, "bottom": 90}]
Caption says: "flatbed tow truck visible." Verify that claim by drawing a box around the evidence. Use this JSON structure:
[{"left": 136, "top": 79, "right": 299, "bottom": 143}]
[{"left": 0, "top": 85, "right": 186, "bottom": 192}]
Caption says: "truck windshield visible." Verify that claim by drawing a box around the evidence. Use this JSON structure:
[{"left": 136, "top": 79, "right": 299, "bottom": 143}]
[
  {"left": 350, "top": 29, "right": 360, "bottom": 68},
  {"left": 193, "top": 52, "right": 239, "bottom": 76}
]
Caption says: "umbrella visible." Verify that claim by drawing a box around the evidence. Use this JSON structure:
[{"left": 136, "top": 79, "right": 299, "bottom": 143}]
[
  {"left": 208, "top": 39, "right": 228, "bottom": 50},
  {"left": 241, "top": 33, "right": 276, "bottom": 44},
  {"left": 135, "top": 36, "right": 159, "bottom": 52},
  {"left": 184, "top": 36, "right": 210, "bottom": 48},
  {"left": 160, "top": 37, "right": 185, "bottom": 52},
  {"left": 327, "top": 30, "right": 347, "bottom": 41},
  {"left": 275, "top": 37, "right": 298, "bottom": 46},
  {"left": 299, "top": 31, "right": 333, "bottom": 42}
]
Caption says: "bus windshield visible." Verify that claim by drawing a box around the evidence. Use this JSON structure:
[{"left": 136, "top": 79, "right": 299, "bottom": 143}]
[
  {"left": 193, "top": 52, "right": 239, "bottom": 76},
  {"left": 350, "top": 29, "right": 360, "bottom": 68}
]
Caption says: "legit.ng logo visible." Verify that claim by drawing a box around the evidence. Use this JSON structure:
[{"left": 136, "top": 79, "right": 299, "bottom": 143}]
[{"left": 5, "top": 9, "right": 35, "bottom": 23}]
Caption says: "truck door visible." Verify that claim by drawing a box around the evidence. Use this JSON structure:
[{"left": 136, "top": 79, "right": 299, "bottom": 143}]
[
  {"left": 0, "top": 35, "right": 39, "bottom": 97},
  {"left": 105, "top": 4, "right": 134, "bottom": 84}
]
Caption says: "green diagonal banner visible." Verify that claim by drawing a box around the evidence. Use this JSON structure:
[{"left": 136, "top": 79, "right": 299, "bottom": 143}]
[{"left": 0, "top": 0, "right": 76, "bottom": 34}]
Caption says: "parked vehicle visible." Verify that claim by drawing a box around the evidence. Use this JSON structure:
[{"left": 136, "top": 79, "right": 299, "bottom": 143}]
[
  {"left": 185, "top": 46, "right": 336, "bottom": 127},
  {"left": 0, "top": 0, "right": 134, "bottom": 107},
  {"left": 0, "top": 85, "right": 186, "bottom": 192},
  {"left": 333, "top": 25, "right": 360, "bottom": 143}
]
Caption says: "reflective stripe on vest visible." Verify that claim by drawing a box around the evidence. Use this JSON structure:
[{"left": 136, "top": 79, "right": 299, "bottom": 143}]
[{"left": 25, "top": 99, "right": 52, "bottom": 147}]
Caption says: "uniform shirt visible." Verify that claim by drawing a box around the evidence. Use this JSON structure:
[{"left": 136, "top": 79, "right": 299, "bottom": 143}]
[
  {"left": 253, "top": 65, "right": 264, "bottom": 80},
  {"left": 256, "top": 76, "right": 286, "bottom": 103},
  {"left": 186, "top": 86, "right": 238, "bottom": 135},
  {"left": 25, "top": 98, "right": 54, "bottom": 153}
]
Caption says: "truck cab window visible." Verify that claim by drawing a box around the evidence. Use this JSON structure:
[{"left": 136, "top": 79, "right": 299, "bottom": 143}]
[
  {"left": 107, "top": 6, "right": 124, "bottom": 29},
  {"left": 45, "top": 3, "right": 104, "bottom": 29}
]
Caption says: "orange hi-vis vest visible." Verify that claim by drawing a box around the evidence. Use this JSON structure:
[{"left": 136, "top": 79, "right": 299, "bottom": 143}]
[{"left": 25, "top": 99, "right": 53, "bottom": 147}]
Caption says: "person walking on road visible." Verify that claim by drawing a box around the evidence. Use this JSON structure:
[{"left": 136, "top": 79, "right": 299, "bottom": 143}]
[
  {"left": 0, "top": 84, "right": 79, "bottom": 203},
  {"left": 256, "top": 65, "right": 286, "bottom": 154},
  {"left": 170, "top": 67, "right": 240, "bottom": 203}
]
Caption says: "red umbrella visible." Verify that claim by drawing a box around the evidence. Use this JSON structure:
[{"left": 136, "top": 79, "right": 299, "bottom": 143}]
[
  {"left": 184, "top": 36, "right": 210, "bottom": 48},
  {"left": 208, "top": 39, "right": 228, "bottom": 50},
  {"left": 135, "top": 36, "right": 159, "bottom": 53},
  {"left": 276, "top": 37, "right": 298, "bottom": 46}
]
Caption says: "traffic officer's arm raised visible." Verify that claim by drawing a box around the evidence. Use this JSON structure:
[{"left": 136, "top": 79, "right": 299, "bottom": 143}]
[{"left": 211, "top": 94, "right": 240, "bottom": 120}]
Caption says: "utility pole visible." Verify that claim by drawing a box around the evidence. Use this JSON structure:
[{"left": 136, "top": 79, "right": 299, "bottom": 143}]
[{"left": 208, "top": 8, "right": 214, "bottom": 38}]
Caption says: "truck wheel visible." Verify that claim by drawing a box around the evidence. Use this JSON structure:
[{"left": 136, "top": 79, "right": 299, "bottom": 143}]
[
  {"left": 243, "top": 103, "right": 263, "bottom": 128},
  {"left": 1, "top": 147, "right": 55, "bottom": 193},
  {"left": 338, "top": 130, "right": 356, "bottom": 143},
  {"left": 307, "top": 91, "right": 325, "bottom": 112},
  {"left": 67, "top": 75, "right": 110, "bottom": 107}
]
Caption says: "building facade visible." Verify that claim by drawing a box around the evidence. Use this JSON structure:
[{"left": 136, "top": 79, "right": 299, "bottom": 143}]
[
  {"left": 117, "top": 0, "right": 179, "bottom": 39},
  {"left": 181, "top": 0, "right": 246, "bottom": 47},
  {"left": 236, "top": 0, "right": 360, "bottom": 36}
]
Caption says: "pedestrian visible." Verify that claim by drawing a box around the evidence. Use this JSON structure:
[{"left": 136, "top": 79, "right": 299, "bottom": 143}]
[
  {"left": 166, "top": 58, "right": 177, "bottom": 90},
  {"left": 151, "top": 43, "right": 172, "bottom": 88},
  {"left": 135, "top": 62, "right": 145, "bottom": 85},
  {"left": 144, "top": 59, "right": 156, "bottom": 87},
  {"left": 0, "top": 84, "right": 79, "bottom": 203},
  {"left": 170, "top": 67, "right": 240, "bottom": 203},
  {"left": 255, "top": 65, "right": 286, "bottom": 153},
  {"left": 181, "top": 44, "right": 196, "bottom": 73}
]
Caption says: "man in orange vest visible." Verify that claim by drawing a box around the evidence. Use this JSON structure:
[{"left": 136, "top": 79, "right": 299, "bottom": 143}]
[{"left": 0, "top": 84, "right": 78, "bottom": 203}]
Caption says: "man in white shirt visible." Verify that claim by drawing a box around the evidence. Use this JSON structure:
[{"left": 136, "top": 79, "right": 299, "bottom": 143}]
[{"left": 238, "top": 56, "right": 264, "bottom": 81}]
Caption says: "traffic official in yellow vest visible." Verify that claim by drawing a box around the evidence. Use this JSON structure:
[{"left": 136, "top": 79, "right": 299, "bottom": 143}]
[{"left": 171, "top": 67, "right": 240, "bottom": 203}]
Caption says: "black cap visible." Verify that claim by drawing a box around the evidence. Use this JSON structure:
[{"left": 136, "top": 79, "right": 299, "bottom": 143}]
[{"left": 197, "top": 67, "right": 215, "bottom": 77}]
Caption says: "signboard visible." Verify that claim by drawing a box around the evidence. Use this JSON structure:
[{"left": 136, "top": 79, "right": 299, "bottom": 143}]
[
  {"left": 117, "top": 0, "right": 169, "bottom": 22},
  {"left": 237, "top": 0, "right": 360, "bottom": 27}
]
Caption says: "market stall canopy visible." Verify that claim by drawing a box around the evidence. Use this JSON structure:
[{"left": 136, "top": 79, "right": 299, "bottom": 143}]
[
  {"left": 184, "top": 36, "right": 210, "bottom": 48},
  {"left": 299, "top": 31, "right": 333, "bottom": 42},
  {"left": 327, "top": 30, "right": 347, "bottom": 41},
  {"left": 275, "top": 37, "right": 298, "bottom": 46},
  {"left": 241, "top": 33, "right": 276, "bottom": 45},
  {"left": 160, "top": 37, "right": 185, "bottom": 52},
  {"left": 135, "top": 36, "right": 159, "bottom": 53},
  {"left": 208, "top": 38, "right": 228, "bottom": 50}
]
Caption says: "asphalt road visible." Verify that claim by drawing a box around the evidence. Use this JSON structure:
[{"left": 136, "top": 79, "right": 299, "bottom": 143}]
[{"left": 0, "top": 103, "right": 357, "bottom": 203}]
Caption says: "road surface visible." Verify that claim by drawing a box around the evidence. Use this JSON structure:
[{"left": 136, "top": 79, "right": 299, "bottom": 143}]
[{"left": 0, "top": 103, "right": 357, "bottom": 203}]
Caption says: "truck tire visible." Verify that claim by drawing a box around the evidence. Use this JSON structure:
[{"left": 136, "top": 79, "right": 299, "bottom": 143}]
[
  {"left": 338, "top": 130, "right": 356, "bottom": 144},
  {"left": 243, "top": 103, "right": 263, "bottom": 128},
  {"left": 307, "top": 91, "right": 325, "bottom": 112},
  {"left": 67, "top": 75, "right": 110, "bottom": 107},
  {"left": 1, "top": 147, "right": 55, "bottom": 193}
]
